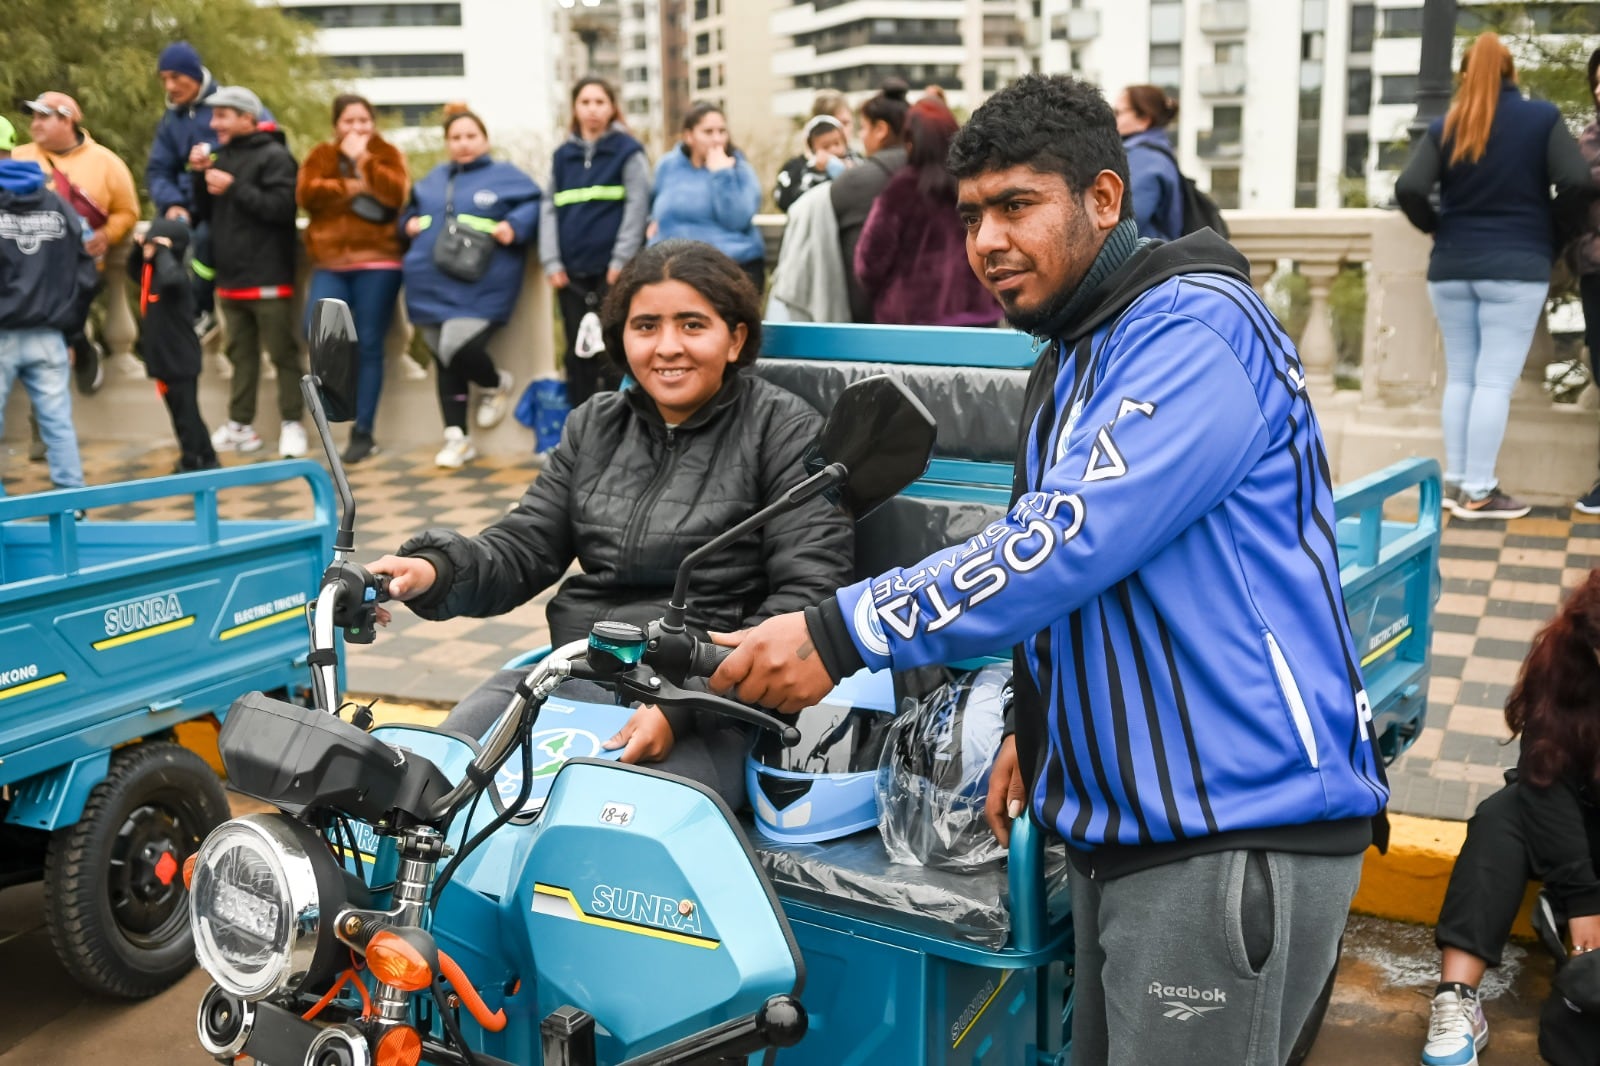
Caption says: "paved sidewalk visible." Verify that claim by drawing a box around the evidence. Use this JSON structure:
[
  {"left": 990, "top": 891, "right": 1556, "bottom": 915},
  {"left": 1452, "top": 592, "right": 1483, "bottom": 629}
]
[{"left": 5, "top": 435, "right": 1593, "bottom": 822}]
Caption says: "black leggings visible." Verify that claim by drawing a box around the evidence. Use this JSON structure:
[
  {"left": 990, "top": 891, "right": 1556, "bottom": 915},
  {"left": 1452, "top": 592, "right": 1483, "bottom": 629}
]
[
  {"left": 426, "top": 323, "right": 501, "bottom": 432},
  {"left": 158, "top": 377, "right": 217, "bottom": 469}
]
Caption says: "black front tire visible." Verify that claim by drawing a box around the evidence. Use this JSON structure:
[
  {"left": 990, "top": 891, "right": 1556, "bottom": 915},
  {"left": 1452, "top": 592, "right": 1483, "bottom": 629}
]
[{"left": 42, "top": 741, "right": 230, "bottom": 998}]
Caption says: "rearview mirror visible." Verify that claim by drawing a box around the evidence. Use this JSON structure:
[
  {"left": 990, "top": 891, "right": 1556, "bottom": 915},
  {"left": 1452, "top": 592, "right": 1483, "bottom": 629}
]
[
  {"left": 308, "top": 299, "right": 359, "bottom": 423},
  {"left": 811, "top": 376, "right": 936, "bottom": 517}
]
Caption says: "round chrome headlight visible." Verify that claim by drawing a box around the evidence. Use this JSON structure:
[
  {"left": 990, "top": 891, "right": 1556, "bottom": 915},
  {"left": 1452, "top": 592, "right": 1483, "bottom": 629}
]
[{"left": 188, "top": 813, "right": 329, "bottom": 1000}]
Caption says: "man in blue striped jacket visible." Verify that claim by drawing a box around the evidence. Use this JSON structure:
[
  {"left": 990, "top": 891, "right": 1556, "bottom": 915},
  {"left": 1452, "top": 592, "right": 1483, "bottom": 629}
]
[{"left": 713, "top": 74, "right": 1390, "bottom": 1064}]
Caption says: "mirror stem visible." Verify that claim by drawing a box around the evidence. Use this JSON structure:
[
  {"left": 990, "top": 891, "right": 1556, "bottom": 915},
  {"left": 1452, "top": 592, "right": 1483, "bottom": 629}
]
[
  {"left": 664, "top": 463, "right": 847, "bottom": 631},
  {"left": 302, "top": 375, "right": 357, "bottom": 557}
]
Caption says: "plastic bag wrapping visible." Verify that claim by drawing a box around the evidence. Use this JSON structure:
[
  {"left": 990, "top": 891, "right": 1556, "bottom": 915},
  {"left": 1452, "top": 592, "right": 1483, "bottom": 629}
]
[
  {"left": 747, "top": 824, "right": 1071, "bottom": 951},
  {"left": 854, "top": 495, "right": 1006, "bottom": 579},
  {"left": 877, "top": 663, "right": 1011, "bottom": 871},
  {"left": 750, "top": 359, "right": 1029, "bottom": 463}
]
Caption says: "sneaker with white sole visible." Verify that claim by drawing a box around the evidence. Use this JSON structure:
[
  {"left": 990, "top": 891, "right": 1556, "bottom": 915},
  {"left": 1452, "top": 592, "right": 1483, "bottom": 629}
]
[
  {"left": 476, "top": 369, "right": 515, "bottom": 429},
  {"left": 211, "top": 420, "right": 263, "bottom": 453},
  {"left": 1454, "top": 487, "right": 1531, "bottom": 521},
  {"left": 1575, "top": 478, "right": 1600, "bottom": 516},
  {"left": 279, "top": 421, "right": 308, "bottom": 459},
  {"left": 1421, "top": 984, "right": 1488, "bottom": 1066},
  {"left": 435, "top": 427, "right": 477, "bottom": 468}
]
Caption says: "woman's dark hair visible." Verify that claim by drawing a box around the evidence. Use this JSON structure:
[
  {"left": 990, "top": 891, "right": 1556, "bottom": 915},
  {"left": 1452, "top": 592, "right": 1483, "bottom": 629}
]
[
  {"left": 570, "top": 76, "right": 624, "bottom": 135},
  {"left": 677, "top": 101, "right": 736, "bottom": 159},
  {"left": 332, "top": 93, "right": 375, "bottom": 127},
  {"left": 1588, "top": 47, "right": 1600, "bottom": 119},
  {"left": 904, "top": 98, "right": 960, "bottom": 200},
  {"left": 601, "top": 240, "right": 763, "bottom": 372},
  {"left": 442, "top": 104, "right": 487, "bottom": 139},
  {"left": 860, "top": 78, "right": 911, "bottom": 138},
  {"left": 1123, "top": 84, "right": 1178, "bottom": 129},
  {"left": 949, "top": 74, "right": 1132, "bottom": 222},
  {"left": 1505, "top": 569, "right": 1600, "bottom": 789}
]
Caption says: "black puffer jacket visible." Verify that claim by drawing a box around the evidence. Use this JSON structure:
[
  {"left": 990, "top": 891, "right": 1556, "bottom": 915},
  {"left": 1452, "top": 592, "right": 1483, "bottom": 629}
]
[
  {"left": 190, "top": 129, "right": 298, "bottom": 290},
  {"left": 401, "top": 371, "right": 854, "bottom": 650}
]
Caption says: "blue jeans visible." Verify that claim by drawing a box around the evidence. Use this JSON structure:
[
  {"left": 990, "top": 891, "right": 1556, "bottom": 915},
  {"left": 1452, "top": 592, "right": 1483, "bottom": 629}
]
[
  {"left": 0, "top": 329, "right": 83, "bottom": 488},
  {"left": 1428, "top": 279, "right": 1548, "bottom": 498},
  {"left": 304, "top": 267, "right": 404, "bottom": 434}
]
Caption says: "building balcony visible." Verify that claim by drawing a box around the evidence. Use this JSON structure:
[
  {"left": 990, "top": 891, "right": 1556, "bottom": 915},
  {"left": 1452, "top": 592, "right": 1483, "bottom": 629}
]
[
  {"left": 1050, "top": 9, "right": 1101, "bottom": 42},
  {"left": 1196, "top": 128, "right": 1243, "bottom": 159},
  {"left": 1198, "top": 62, "right": 1247, "bottom": 96},
  {"left": 1199, "top": 0, "right": 1249, "bottom": 35}
]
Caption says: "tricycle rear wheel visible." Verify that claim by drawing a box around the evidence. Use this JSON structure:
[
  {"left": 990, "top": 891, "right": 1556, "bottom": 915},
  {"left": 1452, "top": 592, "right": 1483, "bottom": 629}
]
[{"left": 42, "top": 741, "right": 229, "bottom": 998}]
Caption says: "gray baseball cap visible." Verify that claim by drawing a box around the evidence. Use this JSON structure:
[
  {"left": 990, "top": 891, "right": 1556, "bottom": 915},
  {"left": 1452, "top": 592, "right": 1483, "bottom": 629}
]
[{"left": 208, "top": 85, "right": 264, "bottom": 119}]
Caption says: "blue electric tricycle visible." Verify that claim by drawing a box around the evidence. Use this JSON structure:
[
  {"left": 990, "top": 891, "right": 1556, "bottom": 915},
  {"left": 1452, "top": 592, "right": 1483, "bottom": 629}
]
[
  {"left": 181, "top": 306, "right": 1440, "bottom": 1066},
  {"left": 0, "top": 462, "right": 335, "bottom": 998}
]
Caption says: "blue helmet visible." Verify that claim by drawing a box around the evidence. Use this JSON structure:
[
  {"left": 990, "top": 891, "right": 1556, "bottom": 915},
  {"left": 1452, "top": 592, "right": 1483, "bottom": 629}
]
[{"left": 746, "top": 669, "right": 897, "bottom": 844}]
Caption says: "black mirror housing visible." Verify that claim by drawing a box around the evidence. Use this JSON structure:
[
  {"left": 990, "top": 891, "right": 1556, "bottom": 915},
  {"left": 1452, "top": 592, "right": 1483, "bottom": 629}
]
[
  {"left": 810, "top": 376, "right": 937, "bottom": 517},
  {"left": 308, "top": 299, "right": 360, "bottom": 423}
]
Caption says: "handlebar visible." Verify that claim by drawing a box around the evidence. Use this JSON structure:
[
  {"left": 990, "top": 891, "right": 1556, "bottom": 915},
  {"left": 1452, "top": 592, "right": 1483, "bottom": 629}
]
[{"left": 687, "top": 638, "right": 732, "bottom": 678}]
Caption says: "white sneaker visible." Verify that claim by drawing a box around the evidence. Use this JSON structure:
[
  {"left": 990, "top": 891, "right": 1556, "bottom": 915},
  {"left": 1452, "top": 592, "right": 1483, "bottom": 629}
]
[
  {"left": 435, "top": 427, "right": 477, "bottom": 468},
  {"left": 211, "top": 421, "right": 263, "bottom": 453},
  {"left": 476, "top": 369, "right": 515, "bottom": 429},
  {"left": 279, "top": 421, "right": 308, "bottom": 459},
  {"left": 1421, "top": 985, "right": 1488, "bottom": 1066}
]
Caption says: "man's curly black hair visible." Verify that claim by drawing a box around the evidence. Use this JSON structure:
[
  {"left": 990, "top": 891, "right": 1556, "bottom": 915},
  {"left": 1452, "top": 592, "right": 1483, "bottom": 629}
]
[{"left": 948, "top": 75, "right": 1133, "bottom": 221}]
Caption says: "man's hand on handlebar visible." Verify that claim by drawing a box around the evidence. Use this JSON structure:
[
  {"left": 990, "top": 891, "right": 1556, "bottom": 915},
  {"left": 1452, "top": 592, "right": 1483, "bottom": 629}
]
[
  {"left": 708, "top": 613, "right": 831, "bottom": 715},
  {"left": 603, "top": 705, "right": 675, "bottom": 764},
  {"left": 983, "top": 735, "right": 1027, "bottom": 848},
  {"left": 368, "top": 555, "right": 436, "bottom": 600}
]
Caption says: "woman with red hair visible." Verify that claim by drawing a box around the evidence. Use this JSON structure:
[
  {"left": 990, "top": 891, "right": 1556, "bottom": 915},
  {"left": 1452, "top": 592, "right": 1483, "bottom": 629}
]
[
  {"left": 1419, "top": 570, "right": 1600, "bottom": 1066},
  {"left": 851, "top": 96, "right": 1000, "bottom": 327}
]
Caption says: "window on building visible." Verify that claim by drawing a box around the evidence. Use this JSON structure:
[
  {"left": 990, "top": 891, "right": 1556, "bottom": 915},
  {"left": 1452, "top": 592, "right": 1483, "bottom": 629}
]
[
  {"left": 716, "top": 28, "right": 723, "bottom": 51},
  {"left": 696, "top": 66, "right": 712, "bottom": 90},
  {"left": 329, "top": 53, "right": 465, "bottom": 78},
  {"left": 1150, "top": 0, "right": 1183, "bottom": 45},
  {"left": 1379, "top": 75, "right": 1418, "bottom": 105},
  {"left": 1210, "top": 167, "right": 1240, "bottom": 210},
  {"left": 695, "top": 32, "right": 710, "bottom": 55},
  {"left": 1344, "top": 133, "right": 1370, "bottom": 178},
  {"left": 1347, "top": 68, "right": 1372, "bottom": 116},
  {"left": 1378, "top": 7, "right": 1424, "bottom": 38},
  {"left": 1214, "top": 41, "right": 1245, "bottom": 66},
  {"left": 1212, "top": 105, "right": 1242, "bottom": 134},
  {"left": 1376, "top": 138, "right": 1413, "bottom": 170},
  {"left": 1349, "top": 4, "right": 1375, "bottom": 52},
  {"left": 1149, "top": 43, "right": 1181, "bottom": 93},
  {"left": 289, "top": 4, "right": 461, "bottom": 29},
  {"left": 693, "top": 0, "right": 708, "bottom": 18}
]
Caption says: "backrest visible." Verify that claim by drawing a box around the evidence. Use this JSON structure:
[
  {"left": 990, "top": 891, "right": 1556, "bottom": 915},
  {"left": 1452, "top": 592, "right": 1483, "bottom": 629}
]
[{"left": 751, "top": 322, "right": 1035, "bottom": 581}]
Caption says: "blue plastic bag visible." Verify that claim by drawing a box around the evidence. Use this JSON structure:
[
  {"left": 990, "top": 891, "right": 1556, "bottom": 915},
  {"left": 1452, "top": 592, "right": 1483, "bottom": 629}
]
[{"left": 515, "top": 377, "right": 569, "bottom": 454}]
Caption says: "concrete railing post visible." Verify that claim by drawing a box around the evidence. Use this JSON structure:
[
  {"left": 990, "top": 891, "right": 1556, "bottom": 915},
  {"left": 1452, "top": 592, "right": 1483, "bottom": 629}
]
[
  {"left": 1297, "top": 260, "right": 1341, "bottom": 388},
  {"left": 100, "top": 241, "right": 139, "bottom": 363}
]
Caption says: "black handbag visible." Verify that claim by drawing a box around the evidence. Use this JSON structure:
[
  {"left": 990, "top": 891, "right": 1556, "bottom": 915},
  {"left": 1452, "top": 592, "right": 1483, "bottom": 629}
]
[
  {"left": 350, "top": 192, "right": 396, "bottom": 224},
  {"left": 430, "top": 173, "right": 496, "bottom": 283}
]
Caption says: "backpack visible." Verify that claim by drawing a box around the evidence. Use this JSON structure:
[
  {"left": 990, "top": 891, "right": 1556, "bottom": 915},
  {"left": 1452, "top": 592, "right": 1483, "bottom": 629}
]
[{"left": 1148, "top": 144, "right": 1230, "bottom": 239}]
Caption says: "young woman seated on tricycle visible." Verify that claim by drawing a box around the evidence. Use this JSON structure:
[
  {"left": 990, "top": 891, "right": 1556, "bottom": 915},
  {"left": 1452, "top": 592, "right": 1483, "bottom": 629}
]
[{"left": 369, "top": 239, "right": 855, "bottom": 806}]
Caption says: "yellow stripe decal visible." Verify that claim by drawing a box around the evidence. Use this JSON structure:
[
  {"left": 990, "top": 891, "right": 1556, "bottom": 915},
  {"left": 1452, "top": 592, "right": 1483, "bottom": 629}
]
[
  {"left": 951, "top": 970, "right": 1011, "bottom": 1049},
  {"left": 220, "top": 606, "right": 305, "bottom": 641},
  {"left": 1360, "top": 627, "right": 1412, "bottom": 668},
  {"left": 0, "top": 672, "right": 67, "bottom": 701},
  {"left": 92, "top": 616, "right": 196, "bottom": 651},
  {"left": 532, "top": 883, "right": 720, "bottom": 950}
]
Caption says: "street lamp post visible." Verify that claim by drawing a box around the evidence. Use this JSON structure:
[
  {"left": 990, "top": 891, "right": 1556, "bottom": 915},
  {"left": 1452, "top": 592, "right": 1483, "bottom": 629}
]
[{"left": 1411, "top": 0, "right": 1458, "bottom": 140}]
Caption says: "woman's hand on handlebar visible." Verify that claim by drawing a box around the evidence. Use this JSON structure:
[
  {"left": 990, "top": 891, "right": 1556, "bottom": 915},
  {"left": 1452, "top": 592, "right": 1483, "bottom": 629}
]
[
  {"left": 707, "top": 613, "right": 831, "bottom": 715},
  {"left": 603, "top": 705, "right": 675, "bottom": 764},
  {"left": 368, "top": 554, "right": 437, "bottom": 602}
]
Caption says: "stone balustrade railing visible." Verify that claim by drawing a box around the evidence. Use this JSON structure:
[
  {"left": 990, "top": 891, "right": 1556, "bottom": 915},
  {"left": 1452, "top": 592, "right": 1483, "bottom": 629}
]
[{"left": 7, "top": 209, "right": 1594, "bottom": 503}]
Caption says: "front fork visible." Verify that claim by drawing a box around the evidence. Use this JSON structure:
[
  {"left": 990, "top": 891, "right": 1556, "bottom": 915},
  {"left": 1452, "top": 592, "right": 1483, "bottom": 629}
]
[{"left": 336, "top": 824, "right": 448, "bottom": 1029}]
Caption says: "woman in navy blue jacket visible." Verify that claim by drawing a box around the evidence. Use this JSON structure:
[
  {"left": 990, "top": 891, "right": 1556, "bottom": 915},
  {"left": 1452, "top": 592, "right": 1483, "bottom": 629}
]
[
  {"left": 650, "top": 103, "right": 765, "bottom": 291},
  {"left": 401, "top": 107, "right": 541, "bottom": 467},
  {"left": 1397, "top": 33, "right": 1594, "bottom": 520},
  {"left": 540, "top": 78, "right": 650, "bottom": 409},
  {"left": 1114, "top": 84, "right": 1182, "bottom": 241}
]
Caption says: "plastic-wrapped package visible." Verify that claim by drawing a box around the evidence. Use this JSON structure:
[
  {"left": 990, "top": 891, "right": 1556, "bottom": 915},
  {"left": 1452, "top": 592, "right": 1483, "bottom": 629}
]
[{"left": 876, "top": 663, "right": 1011, "bottom": 871}]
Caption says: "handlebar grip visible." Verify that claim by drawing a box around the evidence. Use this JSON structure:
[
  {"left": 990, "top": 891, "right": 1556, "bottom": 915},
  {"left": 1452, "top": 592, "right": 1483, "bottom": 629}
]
[
  {"left": 371, "top": 573, "right": 391, "bottom": 602},
  {"left": 688, "top": 639, "right": 733, "bottom": 678}
]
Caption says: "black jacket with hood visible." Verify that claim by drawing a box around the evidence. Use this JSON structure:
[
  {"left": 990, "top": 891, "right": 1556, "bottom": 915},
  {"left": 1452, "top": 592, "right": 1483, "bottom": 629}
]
[
  {"left": 0, "top": 160, "right": 97, "bottom": 332},
  {"left": 191, "top": 128, "right": 299, "bottom": 291},
  {"left": 400, "top": 371, "right": 855, "bottom": 731},
  {"left": 126, "top": 218, "right": 202, "bottom": 380}
]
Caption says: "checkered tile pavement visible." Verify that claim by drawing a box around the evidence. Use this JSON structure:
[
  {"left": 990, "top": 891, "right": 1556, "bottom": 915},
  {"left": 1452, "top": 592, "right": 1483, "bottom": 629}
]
[{"left": 4, "top": 435, "right": 1589, "bottom": 821}]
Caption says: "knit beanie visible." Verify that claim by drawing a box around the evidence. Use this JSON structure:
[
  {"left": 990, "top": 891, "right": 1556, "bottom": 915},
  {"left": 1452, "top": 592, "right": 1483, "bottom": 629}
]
[{"left": 158, "top": 41, "right": 204, "bottom": 83}]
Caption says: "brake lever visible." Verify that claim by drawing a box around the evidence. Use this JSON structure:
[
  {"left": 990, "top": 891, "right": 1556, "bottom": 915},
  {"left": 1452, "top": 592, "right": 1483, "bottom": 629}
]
[{"left": 567, "top": 661, "right": 801, "bottom": 747}]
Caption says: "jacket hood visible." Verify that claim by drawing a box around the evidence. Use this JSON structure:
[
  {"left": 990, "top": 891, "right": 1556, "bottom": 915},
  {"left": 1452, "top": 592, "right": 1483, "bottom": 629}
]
[
  {"left": 0, "top": 159, "right": 47, "bottom": 195},
  {"left": 145, "top": 217, "right": 192, "bottom": 256},
  {"left": 224, "top": 128, "right": 288, "bottom": 150},
  {"left": 1062, "top": 229, "right": 1251, "bottom": 342}
]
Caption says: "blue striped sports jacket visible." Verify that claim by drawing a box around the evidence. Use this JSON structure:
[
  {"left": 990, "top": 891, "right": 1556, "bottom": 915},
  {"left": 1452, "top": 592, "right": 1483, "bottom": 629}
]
[{"left": 826, "top": 232, "right": 1389, "bottom": 876}]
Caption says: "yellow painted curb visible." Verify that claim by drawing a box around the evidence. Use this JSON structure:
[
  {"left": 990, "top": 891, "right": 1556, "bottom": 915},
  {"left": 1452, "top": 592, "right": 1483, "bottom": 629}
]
[{"left": 1354, "top": 812, "right": 1540, "bottom": 939}]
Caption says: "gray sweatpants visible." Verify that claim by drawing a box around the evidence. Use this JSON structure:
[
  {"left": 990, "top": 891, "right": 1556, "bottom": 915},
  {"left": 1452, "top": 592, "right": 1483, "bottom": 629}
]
[{"left": 1070, "top": 848, "right": 1362, "bottom": 1065}]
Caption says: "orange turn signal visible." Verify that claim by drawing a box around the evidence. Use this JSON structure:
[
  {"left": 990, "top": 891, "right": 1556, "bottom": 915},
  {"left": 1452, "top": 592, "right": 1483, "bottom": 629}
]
[
  {"left": 182, "top": 853, "right": 198, "bottom": 891},
  {"left": 375, "top": 1024, "right": 423, "bottom": 1066},
  {"left": 366, "top": 931, "right": 433, "bottom": 992}
]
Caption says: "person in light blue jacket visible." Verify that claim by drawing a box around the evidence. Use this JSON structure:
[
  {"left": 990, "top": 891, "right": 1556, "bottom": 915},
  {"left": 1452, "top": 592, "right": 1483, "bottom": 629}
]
[{"left": 650, "top": 103, "right": 765, "bottom": 290}]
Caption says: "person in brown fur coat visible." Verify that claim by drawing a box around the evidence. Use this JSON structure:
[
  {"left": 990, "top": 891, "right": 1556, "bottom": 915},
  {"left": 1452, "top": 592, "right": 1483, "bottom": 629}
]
[{"left": 296, "top": 93, "right": 410, "bottom": 463}]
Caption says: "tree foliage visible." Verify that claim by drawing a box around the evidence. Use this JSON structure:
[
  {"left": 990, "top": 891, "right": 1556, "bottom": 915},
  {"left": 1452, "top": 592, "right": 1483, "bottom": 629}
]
[
  {"left": 1459, "top": 3, "right": 1600, "bottom": 126},
  {"left": 2, "top": 0, "right": 336, "bottom": 207}
]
